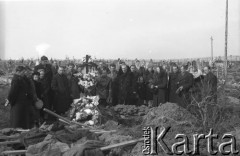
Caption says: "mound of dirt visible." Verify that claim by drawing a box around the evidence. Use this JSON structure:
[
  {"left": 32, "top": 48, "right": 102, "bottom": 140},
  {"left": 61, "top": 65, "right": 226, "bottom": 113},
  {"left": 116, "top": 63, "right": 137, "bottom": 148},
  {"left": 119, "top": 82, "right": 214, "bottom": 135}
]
[
  {"left": 113, "top": 104, "right": 149, "bottom": 116},
  {"left": 142, "top": 102, "right": 198, "bottom": 128},
  {"left": 99, "top": 133, "right": 133, "bottom": 145}
]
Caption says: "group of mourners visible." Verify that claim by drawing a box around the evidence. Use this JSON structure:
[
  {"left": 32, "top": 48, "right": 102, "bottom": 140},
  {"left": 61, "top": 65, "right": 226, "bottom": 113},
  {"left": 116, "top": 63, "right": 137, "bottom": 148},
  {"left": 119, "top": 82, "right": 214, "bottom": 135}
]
[{"left": 7, "top": 55, "right": 218, "bottom": 129}]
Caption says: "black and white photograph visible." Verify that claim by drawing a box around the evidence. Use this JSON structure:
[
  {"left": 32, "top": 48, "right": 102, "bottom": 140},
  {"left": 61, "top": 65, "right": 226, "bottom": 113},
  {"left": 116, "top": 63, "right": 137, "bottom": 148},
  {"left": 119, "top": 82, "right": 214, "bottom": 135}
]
[{"left": 0, "top": 0, "right": 239, "bottom": 155}]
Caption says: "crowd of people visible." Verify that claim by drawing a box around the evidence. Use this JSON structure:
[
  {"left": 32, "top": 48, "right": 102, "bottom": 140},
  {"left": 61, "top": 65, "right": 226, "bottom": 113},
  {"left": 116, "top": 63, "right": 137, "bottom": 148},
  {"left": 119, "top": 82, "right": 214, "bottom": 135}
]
[{"left": 7, "top": 55, "right": 218, "bottom": 129}]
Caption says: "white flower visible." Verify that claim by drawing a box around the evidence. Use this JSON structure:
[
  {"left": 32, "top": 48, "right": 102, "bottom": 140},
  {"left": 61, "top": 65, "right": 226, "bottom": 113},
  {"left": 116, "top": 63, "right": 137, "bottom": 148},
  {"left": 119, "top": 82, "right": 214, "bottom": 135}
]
[
  {"left": 84, "top": 108, "right": 92, "bottom": 114},
  {"left": 76, "top": 112, "right": 81, "bottom": 120},
  {"left": 88, "top": 120, "right": 94, "bottom": 125}
]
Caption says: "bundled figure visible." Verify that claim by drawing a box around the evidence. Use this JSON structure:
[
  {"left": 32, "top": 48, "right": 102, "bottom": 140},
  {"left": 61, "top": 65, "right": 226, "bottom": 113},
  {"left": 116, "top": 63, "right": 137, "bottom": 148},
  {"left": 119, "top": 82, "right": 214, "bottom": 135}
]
[
  {"left": 151, "top": 66, "right": 168, "bottom": 107},
  {"left": 95, "top": 66, "right": 112, "bottom": 107},
  {"left": 202, "top": 66, "right": 217, "bottom": 103},
  {"left": 66, "top": 63, "right": 81, "bottom": 100},
  {"left": 8, "top": 66, "right": 35, "bottom": 129},
  {"left": 51, "top": 66, "right": 72, "bottom": 115},
  {"left": 168, "top": 65, "right": 180, "bottom": 103},
  {"left": 117, "top": 64, "right": 136, "bottom": 105},
  {"left": 176, "top": 65, "right": 194, "bottom": 108},
  {"left": 143, "top": 66, "right": 154, "bottom": 107},
  {"left": 108, "top": 63, "right": 119, "bottom": 106}
]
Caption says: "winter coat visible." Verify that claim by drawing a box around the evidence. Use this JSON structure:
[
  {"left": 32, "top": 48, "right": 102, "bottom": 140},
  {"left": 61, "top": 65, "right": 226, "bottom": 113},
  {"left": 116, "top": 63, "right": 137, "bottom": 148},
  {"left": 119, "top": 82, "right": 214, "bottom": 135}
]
[
  {"left": 39, "top": 77, "right": 51, "bottom": 109},
  {"left": 143, "top": 70, "right": 154, "bottom": 100},
  {"left": 51, "top": 73, "right": 72, "bottom": 114},
  {"left": 108, "top": 71, "right": 119, "bottom": 105},
  {"left": 152, "top": 72, "right": 168, "bottom": 106},
  {"left": 117, "top": 72, "right": 136, "bottom": 104},
  {"left": 66, "top": 73, "right": 81, "bottom": 99},
  {"left": 96, "top": 75, "right": 112, "bottom": 100},
  {"left": 168, "top": 72, "right": 180, "bottom": 103},
  {"left": 33, "top": 80, "right": 42, "bottom": 99},
  {"left": 176, "top": 72, "right": 194, "bottom": 108},
  {"left": 203, "top": 72, "right": 217, "bottom": 102},
  {"left": 8, "top": 74, "right": 34, "bottom": 129},
  {"left": 136, "top": 82, "right": 147, "bottom": 100}
]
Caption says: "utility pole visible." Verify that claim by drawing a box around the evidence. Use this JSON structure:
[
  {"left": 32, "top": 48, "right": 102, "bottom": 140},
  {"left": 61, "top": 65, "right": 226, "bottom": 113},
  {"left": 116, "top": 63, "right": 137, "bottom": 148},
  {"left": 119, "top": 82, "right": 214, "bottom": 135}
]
[
  {"left": 224, "top": 0, "right": 228, "bottom": 78},
  {"left": 210, "top": 36, "right": 213, "bottom": 61}
]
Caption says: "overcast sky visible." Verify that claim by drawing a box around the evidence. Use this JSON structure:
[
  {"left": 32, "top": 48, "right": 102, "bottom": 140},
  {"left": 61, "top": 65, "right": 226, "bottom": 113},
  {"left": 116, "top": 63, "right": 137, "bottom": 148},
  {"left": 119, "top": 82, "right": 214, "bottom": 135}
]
[{"left": 0, "top": 0, "right": 239, "bottom": 60}]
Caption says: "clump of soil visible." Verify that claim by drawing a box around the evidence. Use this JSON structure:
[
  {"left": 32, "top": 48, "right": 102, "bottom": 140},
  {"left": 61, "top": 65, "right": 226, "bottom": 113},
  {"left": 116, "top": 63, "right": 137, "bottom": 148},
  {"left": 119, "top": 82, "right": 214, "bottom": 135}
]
[
  {"left": 113, "top": 104, "right": 149, "bottom": 116},
  {"left": 142, "top": 102, "right": 198, "bottom": 127},
  {"left": 99, "top": 133, "right": 132, "bottom": 145}
]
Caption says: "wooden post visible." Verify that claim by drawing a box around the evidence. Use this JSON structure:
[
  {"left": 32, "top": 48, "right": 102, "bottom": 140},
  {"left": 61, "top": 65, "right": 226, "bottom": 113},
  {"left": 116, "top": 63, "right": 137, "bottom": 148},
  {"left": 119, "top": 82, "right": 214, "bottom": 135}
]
[{"left": 224, "top": 0, "right": 228, "bottom": 78}]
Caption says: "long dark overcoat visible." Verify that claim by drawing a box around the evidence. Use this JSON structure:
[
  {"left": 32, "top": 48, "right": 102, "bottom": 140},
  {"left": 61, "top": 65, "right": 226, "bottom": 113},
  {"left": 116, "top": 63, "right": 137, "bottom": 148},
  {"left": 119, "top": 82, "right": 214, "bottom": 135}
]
[
  {"left": 35, "top": 63, "right": 54, "bottom": 104},
  {"left": 136, "top": 82, "right": 147, "bottom": 101},
  {"left": 168, "top": 72, "right": 180, "bottom": 103},
  {"left": 152, "top": 72, "right": 168, "bottom": 106},
  {"left": 143, "top": 71, "right": 154, "bottom": 101},
  {"left": 8, "top": 74, "right": 34, "bottom": 129},
  {"left": 39, "top": 77, "right": 51, "bottom": 109},
  {"left": 117, "top": 72, "right": 135, "bottom": 104},
  {"left": 203, "top": 72, "right": 217, "bottom": 102},
  {"left": 66, "top": 73, "right": 81, "bottom": 100},
  {"left": 108, "top": 71, "right": 119, "bottom": 105},
  {"left": 51, "top": 73, "right": 72, "bottom": 114},
  {"left": 176, "top": 72, "right": 194, "bottom": 108}
]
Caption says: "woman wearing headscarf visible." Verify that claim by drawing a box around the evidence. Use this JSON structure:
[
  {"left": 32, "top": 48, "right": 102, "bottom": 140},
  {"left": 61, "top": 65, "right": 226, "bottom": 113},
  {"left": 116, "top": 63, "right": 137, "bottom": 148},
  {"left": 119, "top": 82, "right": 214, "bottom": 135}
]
[
  {"left": 8, "top": 66, "right": 35, "bottom": 129},
  {"left": 151, "top": 66, "right": 168, "bottom": 107}
]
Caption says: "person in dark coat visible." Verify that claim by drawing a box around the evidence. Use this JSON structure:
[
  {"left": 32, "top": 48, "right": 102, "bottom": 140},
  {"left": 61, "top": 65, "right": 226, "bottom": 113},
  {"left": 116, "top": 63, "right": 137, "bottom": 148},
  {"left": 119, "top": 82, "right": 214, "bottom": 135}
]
[
  {"left": 96, "top": 66, "right": 112, "bottom": 107},
  {"left": 129, "top": 65, "right": 139, "bottom": 105},
  {"left": 34, "top": 56, "right": 53, "bottom": 85},
  {"left": 34, "top": 56, "right": 54, "bottom": 107},
  {"left": 8, "top": 66, "right": 35, "bottom": 129},
  {"left": 176, "top": 65, "right": 194, "bottom": 108},
  {"left": 117, "top": 64, "right": 137, "bottom": 105},
  {"left": 130, "top": 65, "right": 139, "bottom": 82},
  {"left": 117, "top": 62, "right": 130, "bottom": 77},
  {"left": 143, "top": 67, "right": 154, "bottom": 107},
  {"left": 32, "top": 72, "right": 42, "bottom": 126},
  {"left": 51, "top": 61, "right": 59, "bottom": 76},
  {"left": 23, "top": 66, "right": 42, "bottom": 128},
  {"left": 66, "top": 63, "right": 81, "bottom": 100},
  {"left": 203, "top": 66, "right": 217, "bottom": 103},
  {"left": 136, "top": 76, "right": 147, "bottom": 105},
  {"left": 108, "top": 64, "right": 119, "bottom": 106},
  {"left": 32, "top": 72, "right": 42, "bottom": 99},
  {"left": 151, "top": 66, "right": 168, "bottom": 106},
  {"left": 51, "top": 66, "right": 72, "bottom": 115},
  {"left": 168, "top": 65, "right": 180, "bottom": 103},
  {"left": 189, "top": 65, "right": 204, "bottom": 103},
  {"left": 138, "top": 66, "right": 145, "bottom": 77},
  {"left": 39, "top": 69, "right": 51, "bottom": 120}
]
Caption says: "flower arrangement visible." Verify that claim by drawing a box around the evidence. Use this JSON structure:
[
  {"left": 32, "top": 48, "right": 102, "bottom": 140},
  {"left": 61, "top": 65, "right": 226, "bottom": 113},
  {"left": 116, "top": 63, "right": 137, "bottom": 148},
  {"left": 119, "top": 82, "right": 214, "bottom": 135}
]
[
  {"left": 78, "top": 73, "right": 96, "bottom": 89},
  {"left": 70, "top": 96, "right": 100, "bottom": 126}
]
